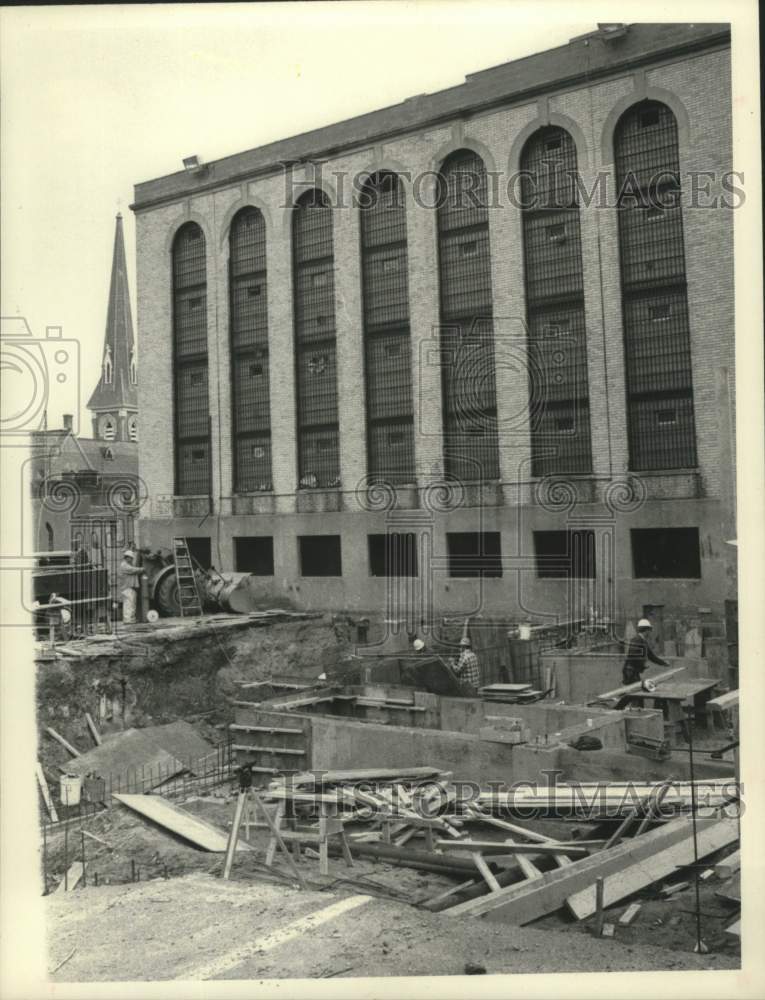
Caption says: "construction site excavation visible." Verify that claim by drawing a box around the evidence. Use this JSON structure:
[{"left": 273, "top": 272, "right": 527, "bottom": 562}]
[{"left": 13, "top": 14, "right": 749, "bottom": 989}]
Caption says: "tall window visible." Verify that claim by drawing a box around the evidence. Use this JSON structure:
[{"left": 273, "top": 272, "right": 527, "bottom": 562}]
[
  {"left": 614, "top": 100, "right": 697, "bottom": 470},
  {"left": 127, "top": 415, "right": 138, "bottom": 442},
  {"left": 172, "top": 222, "right": 211, "bottom": 495},
  {"left": 292, "top": 190, "right": 340, "bottom": 488},
  {"left": 359, "top": 172, "right": 415, "bottom": 483},
  {"left": 436, "top": 150, "right": 499, "bottom": 482},
  {"left": 229, "top": 207, "right": 272, "bottom": 491},
  {"left": 520, "top": 126, "right": 592, "bottom": 475}
]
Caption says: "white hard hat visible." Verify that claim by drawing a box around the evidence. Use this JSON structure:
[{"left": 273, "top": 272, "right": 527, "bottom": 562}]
[
  {"left": 413, "top": 639, "right": 425, "bottom": 651},
  {"left": 123, "top": 548, "right": 135, "bottom": 558},
  {"left": 459, "top": 636, "right": 472, "bottom": 646},
  {"left": 642, "top": 679, "right": 657, "bottom": 693},
  {"left": 637, "top": 618, "right": 652, "bottom": 630}
]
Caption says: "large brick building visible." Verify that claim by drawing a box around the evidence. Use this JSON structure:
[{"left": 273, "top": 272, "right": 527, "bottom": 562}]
[{"left": 131, "top": 23, "right": 736, "bottom": 632}]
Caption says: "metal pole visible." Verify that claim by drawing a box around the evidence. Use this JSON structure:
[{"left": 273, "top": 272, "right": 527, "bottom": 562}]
[
  {"left": 81, "top": 832, "right": 86, "bottom": 887},
  {"left": 686, "top": 706, "right": 706, "bottom": 953},
  {"left": 594, "top": 876, "right": 605, "bottom": 937}
]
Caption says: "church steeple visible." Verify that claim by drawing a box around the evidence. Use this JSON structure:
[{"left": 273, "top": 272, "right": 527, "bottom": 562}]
[{"left": 87, "top": 213, "right": 138, "bottom": 442}]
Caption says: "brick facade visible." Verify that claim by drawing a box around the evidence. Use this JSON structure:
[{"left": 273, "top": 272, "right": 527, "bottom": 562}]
[{"left": 132, "top": 25, "right": 736, "bottom": 623}]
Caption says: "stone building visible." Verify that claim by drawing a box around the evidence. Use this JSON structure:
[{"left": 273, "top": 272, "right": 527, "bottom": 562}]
[{"left": 131, "top": 23, "right": 736, "bottom": 634}]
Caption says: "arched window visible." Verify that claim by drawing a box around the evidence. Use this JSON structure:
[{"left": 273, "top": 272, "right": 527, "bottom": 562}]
[
  {"left": 436, "top": 150, "right": 499, "bottom": 482},
  {"left": 102, "top": 415, "right": 116, "bottom": 441},
  {"left": 292, "top": 190, "right": 340, "bottom": 488},
  {"left": 614, "top": 100, "right": 697, "bottom": 470},
  {"left": 127, "top": 415, "right": 138, "bottom": 442},
  {"left": 172, "top": 222, "right": 211, "bottom": 494},
  {"left": 229, "top": 207, "right": 271, "bottom": 491},
  {"left": 359, "top": 172, "right": 414, "bottom": 483},
  {"left": 520, "top": 126, "right": 592, "bottom": 475}
]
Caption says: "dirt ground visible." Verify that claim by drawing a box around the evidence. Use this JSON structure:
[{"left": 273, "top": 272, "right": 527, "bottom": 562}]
[{"left": 41, "top": 792, "right": 740, "bottom": 981}]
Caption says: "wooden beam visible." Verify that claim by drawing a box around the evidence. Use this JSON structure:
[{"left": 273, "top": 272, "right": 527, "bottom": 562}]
[
  {"left": 36, "top": 763, "right": 59, "bottom": 823},
  {"left": 45, "top": 727, "right": 81, "bottom": 757},
  {"left": 54, "top": 862, "right": 84, "bottom": 893},
  {"left": 435, "top": 839, "right": 588, "bottom": 859},
  {"left": 714, "top": 849, "right": 740, "bottom": 879},
  {"left": 619, "top": 902, "right": 642, "bottom": 926},
  {"left": 85, "top": 713, "right": 102, "bottom": 746},
  {"left": 593, "top": 667, "right": 685, "bottom": 702},
  {"left": 445, "top": 816, "right": 729, "bottom": 924},
  {"left": 566, "top": 818, "right": 738, "bottom": 919}
]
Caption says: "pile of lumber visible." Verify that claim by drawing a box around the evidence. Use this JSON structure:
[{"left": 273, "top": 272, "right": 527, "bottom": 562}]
[
  {"left": 478, "top": 684, "right": 546, "bottom": 704},
  {"left": 259, "top": 769, "right": 739, "bottom": 924}
]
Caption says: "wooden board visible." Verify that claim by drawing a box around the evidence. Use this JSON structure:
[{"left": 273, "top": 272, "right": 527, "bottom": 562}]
[
  {"left": 435, "top": 839, "right": 588, "bottom": 859},
  {"left": 566, "top": 818, "right": 738, "bottom": 919},
  {"left": 36, "top": 762, "right": 59, "bottom": 822},
  {"left": 715, "top": 872, "right": 741, "bottom": 904},
  {"left": 445, "top": 817, "right": 724, "bottom": 924},
  {"left": 715, "top": 848, "right": 740, "bottom": 879},
  {"left": 113, "top": 794, "right": 253, "bottom": 853},
  {"left": 54, "top": 862, "right": 84, "bottom": 893}
]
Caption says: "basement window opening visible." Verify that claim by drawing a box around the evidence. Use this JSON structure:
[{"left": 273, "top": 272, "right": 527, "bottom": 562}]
[
  {"left": 368, "top": 533, "right": 419, "bottom": 577},
  {"left": 631, "top": 527, "right": 701, "bottom": 579},
  {"left": 299, "top": 535, "right": 342, "bottom": 577},
  {"left": 234, "top": 536, "right": 274, "bottom": 575},
  {"left": 446, "top": 531, "right": 502, "bottom": 578},
  {"left": 533, "top": 529, "right": 596, "bottom": 579},
  {"left": 186, "top": 537, "right": 211, "bottom": 570}
]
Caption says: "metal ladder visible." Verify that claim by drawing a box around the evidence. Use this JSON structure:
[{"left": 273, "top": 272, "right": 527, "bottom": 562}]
[{"left": 172, "top": 537, "right": 203, "bottom": 618}]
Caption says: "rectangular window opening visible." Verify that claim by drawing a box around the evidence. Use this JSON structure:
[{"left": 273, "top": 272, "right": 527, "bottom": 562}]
[
  {"left": 368, "top": 533, "right": 418, "bottom": 577},
  {"left": 631, "top": 527, "right": 701, "bottom": 579},
  {"left": 533, "top": 530, "right": 596, "bottom": 579},
  {"left": 446, "top": 531, "right": 502, "bottom": 578},
  {"left": 299, "top": 535, "right": 342, "bottom": 577},
  {"left": 234, "top": 536, "right": 274, "bottom": 575},
  {"left": 186, "top": 537, "right": 211, "bottom": 570}
]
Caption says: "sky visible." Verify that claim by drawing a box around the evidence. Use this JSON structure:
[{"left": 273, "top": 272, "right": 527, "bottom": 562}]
[{"left": 0, "top": 2, "right": 592, "bottom": 433}]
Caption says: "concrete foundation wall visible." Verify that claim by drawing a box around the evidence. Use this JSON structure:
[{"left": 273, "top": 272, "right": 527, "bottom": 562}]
[{"left": 545, "top": 654, "right": 714, "bottom": 704}]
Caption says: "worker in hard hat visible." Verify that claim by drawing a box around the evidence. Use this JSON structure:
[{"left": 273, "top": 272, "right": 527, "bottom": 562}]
[
  {"left": 451, "top": 636, "right": 481, "bottom": 694},
  {"left": 622, "top": 618, "right": 669, "bottom": 685},
  {"left": 119, "top": 548, "right": 143, "bottom": 624}
]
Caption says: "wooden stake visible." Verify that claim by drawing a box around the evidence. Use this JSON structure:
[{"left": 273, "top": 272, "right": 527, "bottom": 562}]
[
  {"left": 45, "top": 727, "right": 81, "bottom": 757},
  {"left": 85, "top": 713, "right": 102, "bottom": 746},
  {"left": 36, "top": 763, "right": 59, "bottom": 822},
  {"left": 594, "top": 877, "right": 605, "bottom": 937}
]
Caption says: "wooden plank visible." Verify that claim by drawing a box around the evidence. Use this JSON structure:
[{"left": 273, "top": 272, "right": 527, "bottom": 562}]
[
  {"left": 45, "top": 727, "right": 81, "bottom": 757},
  {"left": 421, "top": 877, "right": 479, "bottom": 910},
  {"left": 435, "top": 839, "right": 588, "bottom": 859},
  {"left": 113, "top": 793, "right": 253, "bottom": 853},
  {"left": 472, "top": 853, "right": 502, "bottom": 892},
  {"left": 594, "top": 667, "right": 685, "bottom": 702},
  {"left": 85, "top": 713, "right": 102, "bottom": 746},
  {"left": 446, "top": 816, "right": 722, "bottom": 923},
  {"left": 619, "top": 902, "right": 642, "bottom": 926},
  {"left": 566, "top": 818, "right": 738, "bottom": 919},
  {"left": 54, "top": 862, "right": 84, "bottom": 893},
  {"left": 715, "top": 872, "right": 741, "bottom": 904},
  {"left": 36, "top": 763, "right": 59, "bottom": 822},
  {"left": 715, "top": 849, "right": 740, "bottom": 879}
]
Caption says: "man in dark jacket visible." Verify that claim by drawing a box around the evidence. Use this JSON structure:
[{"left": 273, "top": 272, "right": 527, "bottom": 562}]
[{"left": 622, "top": 618, "right": 669, "bottom": 685}]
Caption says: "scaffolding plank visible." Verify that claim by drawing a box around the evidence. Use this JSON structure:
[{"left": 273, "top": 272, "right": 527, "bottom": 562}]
[
  {"left": 445, "top": 817, "right": 720, "bottom": 923},
  {"left": 113, "top": 793, "right": 252, "bottom": 853},
  {"left": 566, "top": 818, "right": 738, "bottom": 919}
]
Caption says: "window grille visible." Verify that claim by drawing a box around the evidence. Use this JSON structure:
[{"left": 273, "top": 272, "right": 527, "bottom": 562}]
[
  {"left": 293, "top": 191, "right": 340, "bottom": 487},
  {"left": 229, "top": 208, "right": 271, "bottom": 492},
  {"left": 615, "top": 101, "right": 697, "bottom": 470},
  {"left": 360, "top": 172, "right": 415, "bottom": 482},
  {"left": 436, "top": 151, "right": 499, "bottom": 482},
  {"left": 172, "top": 222, "right": 211, "bottom": 495},
  {"left": 520, "top": 127, "right": 592, "bottom": 475}
]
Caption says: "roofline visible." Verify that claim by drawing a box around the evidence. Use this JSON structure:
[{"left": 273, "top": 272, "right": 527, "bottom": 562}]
[{"left": 130, "top": 24, "right": 730, "bottom": 214}]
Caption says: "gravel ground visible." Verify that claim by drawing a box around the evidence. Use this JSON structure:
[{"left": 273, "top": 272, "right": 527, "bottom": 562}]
[{"left": 46, "top": 871, "right": 739, "bottom": 982}]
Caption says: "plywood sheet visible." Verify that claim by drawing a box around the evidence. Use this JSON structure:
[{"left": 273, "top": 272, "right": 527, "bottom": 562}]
[{"left": 113, "top": 793, "right": 252, "bottom": 852}]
